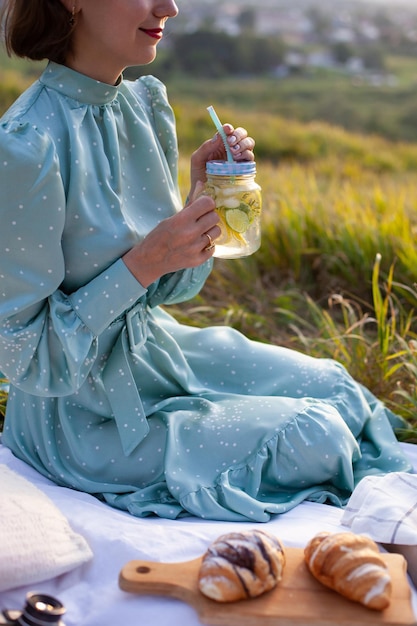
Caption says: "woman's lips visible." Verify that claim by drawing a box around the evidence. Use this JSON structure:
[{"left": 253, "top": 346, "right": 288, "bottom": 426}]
[{"left": 140, "top": 28, "right": 163, "bottom": 40}]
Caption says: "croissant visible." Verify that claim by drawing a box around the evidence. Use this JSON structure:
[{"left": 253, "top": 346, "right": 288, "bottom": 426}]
[
  {"left": 198, "top": 529, "right": 286, "bottom": 602},
  {"left": 304, "top": 531, "right": 392, "bottom": 610}
]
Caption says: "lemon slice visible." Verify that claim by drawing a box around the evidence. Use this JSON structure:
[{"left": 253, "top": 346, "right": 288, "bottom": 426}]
[{"left": 225, "top": 208, "right": 250, "bottom": 233}]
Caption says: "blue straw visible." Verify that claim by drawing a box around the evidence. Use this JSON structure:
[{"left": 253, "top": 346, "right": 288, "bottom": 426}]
[{"left": 207, "top": 105, "right": 234, "bottom": 163}]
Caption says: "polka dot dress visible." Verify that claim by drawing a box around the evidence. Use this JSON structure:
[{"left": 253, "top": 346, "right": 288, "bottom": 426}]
[{"left": 0, "top": 62, "right": 412, "bottom": 521}]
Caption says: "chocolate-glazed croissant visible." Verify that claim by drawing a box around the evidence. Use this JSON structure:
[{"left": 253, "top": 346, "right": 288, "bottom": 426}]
[
  {"left": 198, "top": 529, "right": 286, "bottom": 602},
  {"left": 304, "top": 531, "right": 392, "bottom": 610}
]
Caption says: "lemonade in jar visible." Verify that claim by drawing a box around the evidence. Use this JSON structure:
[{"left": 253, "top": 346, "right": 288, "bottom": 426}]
[{"left": 205, "top": 160, "right": 262, "bottom": 259}]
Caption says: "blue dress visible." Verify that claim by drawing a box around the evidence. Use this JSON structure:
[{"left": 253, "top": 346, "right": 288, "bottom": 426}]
[{"left": 0, "top": 63, "right": 412, "bottom": 522}]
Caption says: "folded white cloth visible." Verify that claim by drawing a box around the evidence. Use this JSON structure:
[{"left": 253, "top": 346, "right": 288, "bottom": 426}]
[
  {"left": 341, "top": 472, "right": 417, "bottom": 545},
  {"left": 0, "top": 464, "right": 93, "bottom": 592}
]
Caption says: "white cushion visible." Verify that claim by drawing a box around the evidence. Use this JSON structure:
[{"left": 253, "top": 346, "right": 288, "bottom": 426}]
[{"left": 0, "top": 464, "right": 93, "bottom": 591}]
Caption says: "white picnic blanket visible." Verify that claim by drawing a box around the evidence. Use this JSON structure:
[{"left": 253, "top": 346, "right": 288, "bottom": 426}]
[{"left": 0, "top": 442, "right": 416, "bottom": 625}]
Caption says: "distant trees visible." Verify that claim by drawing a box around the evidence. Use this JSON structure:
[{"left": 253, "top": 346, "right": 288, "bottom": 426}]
[
  {"left": 360, "top": 45, "right": 386, "bottom": 71},
  {"left": 128, "top": 13, "right": 407, "bottom": 82},
  {"left": 331, "top": 42, "right": 353, "bottom": 66},
  {"left": 329, "top": 41, "right": 385, "bottom": 71},
  {"left": 143, "top": 30, "right": 286, "bottom": 79},
  {"left": 307, "top": 6, "right": 332, "bottom": 41},
  {"left": 237, "top": 9, "right": 257, "bottom": 35}
]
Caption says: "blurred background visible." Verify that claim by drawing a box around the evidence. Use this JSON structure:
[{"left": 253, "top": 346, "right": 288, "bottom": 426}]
[{"left": 147, "top": 0, "right": 417, "bottom": 143}]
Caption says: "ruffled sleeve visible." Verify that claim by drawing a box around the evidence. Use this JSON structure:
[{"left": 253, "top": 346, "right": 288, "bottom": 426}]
[
  {"left": 0, "top": 121, "right": 145, "bottom": 396},
  {"left": 146, "top": 264, "right": 212, "bottom": 308}
]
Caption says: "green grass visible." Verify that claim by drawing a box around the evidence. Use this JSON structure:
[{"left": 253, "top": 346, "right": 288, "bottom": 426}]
[{"left": 0, "top": 50, "right": 45, "bottom": 113}]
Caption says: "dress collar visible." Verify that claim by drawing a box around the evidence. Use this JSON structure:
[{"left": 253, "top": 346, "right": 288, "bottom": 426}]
[{"left": 40, "top": 61, "right": 121, "bottom": 105}]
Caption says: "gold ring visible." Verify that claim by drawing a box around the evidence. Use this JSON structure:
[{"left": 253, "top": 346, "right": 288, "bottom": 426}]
[{"left": 204, "top": 233, "right": 215, "bottom": 251}]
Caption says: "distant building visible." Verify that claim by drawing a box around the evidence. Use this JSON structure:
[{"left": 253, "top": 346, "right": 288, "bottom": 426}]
[{"left": 256, "top": 8, "right": 313, "bottom": 43}]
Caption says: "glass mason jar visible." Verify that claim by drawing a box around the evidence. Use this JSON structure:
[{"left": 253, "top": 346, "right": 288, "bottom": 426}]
[{"left": 205, "top": 160, "right": 262, "bottom": 259}]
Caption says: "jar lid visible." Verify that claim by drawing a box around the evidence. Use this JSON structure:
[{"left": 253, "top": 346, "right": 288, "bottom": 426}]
[{"left": 206, "top": 160, "right": 256, "bottom": 176}]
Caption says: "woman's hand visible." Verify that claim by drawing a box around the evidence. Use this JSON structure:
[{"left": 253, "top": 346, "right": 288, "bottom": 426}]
[
  {"left": 122, "top": 194, "right": 221, "bottom": 287},
  {"left": 188, "top": 124, "right": 255, "bottom": 202}
]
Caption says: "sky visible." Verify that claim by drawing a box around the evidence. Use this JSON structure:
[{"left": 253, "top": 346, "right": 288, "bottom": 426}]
[{"left": 357, "top": 0, "right": 417, "bottom": 3}]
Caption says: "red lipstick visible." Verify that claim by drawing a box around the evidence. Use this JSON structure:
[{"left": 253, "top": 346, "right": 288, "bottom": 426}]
[{"left": 140, "top": 28, "right": 163, "bottom": 40}]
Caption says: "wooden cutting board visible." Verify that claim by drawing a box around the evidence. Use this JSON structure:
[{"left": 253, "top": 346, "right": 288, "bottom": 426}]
[{"left": 119, "top": 548, "right": 416, "bottom": 626}]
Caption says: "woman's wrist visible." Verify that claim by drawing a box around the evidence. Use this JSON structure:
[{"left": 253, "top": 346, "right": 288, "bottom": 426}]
[{"left": 122, "top": 248, "right": 159, "bottom": 288}]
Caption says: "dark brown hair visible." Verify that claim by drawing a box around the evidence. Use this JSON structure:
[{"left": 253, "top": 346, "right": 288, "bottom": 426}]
[{"left": 1, "top": 0, "right": 75, "bottom": 64}]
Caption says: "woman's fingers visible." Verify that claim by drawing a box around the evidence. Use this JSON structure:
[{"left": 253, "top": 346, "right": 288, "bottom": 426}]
[{"left": 226, "top": 126, "right": 255, "bottom": 161}]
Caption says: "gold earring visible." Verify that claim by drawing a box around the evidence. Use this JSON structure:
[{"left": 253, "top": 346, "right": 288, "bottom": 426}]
[{"left": 69, "top": 5, "right": 76, "bottom": 26}]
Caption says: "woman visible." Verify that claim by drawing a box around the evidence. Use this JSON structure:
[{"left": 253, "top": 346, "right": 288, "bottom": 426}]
[{"left": 0, "top": 0, "right": 412, "bottom": 522}]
